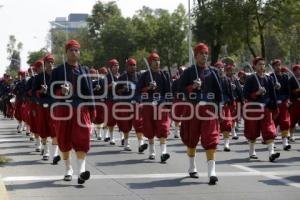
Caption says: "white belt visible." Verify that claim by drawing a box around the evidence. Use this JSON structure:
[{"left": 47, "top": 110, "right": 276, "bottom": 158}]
[
  {"left": 277, "top": 100, "right": 282, "bottom": 104},
  {"left": 43, "top": 103, "right": 49, "bottom": 108},
  {"left": 198, "top": 101, "right": 207, "bottom": 106}
]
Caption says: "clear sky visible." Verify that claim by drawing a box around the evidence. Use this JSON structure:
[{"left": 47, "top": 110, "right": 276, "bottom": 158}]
[{"left": 0, "top": 0, "right": 188, "bottom": 75}]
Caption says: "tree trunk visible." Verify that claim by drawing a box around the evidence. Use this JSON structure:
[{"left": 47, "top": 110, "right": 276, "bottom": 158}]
[{"left": 210, "top": 42, "right": 221, "bottom": 66}]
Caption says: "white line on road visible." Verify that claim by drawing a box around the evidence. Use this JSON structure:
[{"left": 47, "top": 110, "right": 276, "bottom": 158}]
[
  {"left": 232, "top": 165, "right": 300, "bottom": 189},
  {"left": 2, "top": 170, "right": 300, "bottom": 183}
]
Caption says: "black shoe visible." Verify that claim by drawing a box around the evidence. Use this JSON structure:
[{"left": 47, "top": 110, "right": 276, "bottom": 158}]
[
  {"left": 78, "top": 171, "right": 90, "bottom": 184},
  {"left": 209, "top": 176, "right": 218, "bottom": 185},
  {"left": 97, "top": 137, "right": 102, "bottom": 141},
  {"left": 148, "top": 155, "right": 155, "bottom": 160},
  {"left": 63, "top": 175, "right": 72, "bottom": 181},
  {"left": 121, "top": 139, "right": 125, "bottom": 146},
  {"left": 42, "top": 155, "right": 49, "bottom": 161},
  {"left": 232, "top": 136, "right": 239, "bottom": 140},
  {"left": 110, "top": 141, "right": 116, "bottom": 145},
  {"left": 269, "top": 152, "right": 280, "bottom": 162},
  {"left": 104, "top": 137, "right": 110, "bottom": 142},
  {"left": 30, "top": 137, "right": 34, "bottom": 141},
  {"left": 26, "top": 132, "right": 30, "bottom": 136},
  {"left": 174, "top": 135, "right": 179, "bottom": 139},
  {"left": 35, "top": 148, "right": 41, "bottom": 152},
  {"left": 224, "top": 147, "right": 231, "bottom": 152},
  {"left": 160, "top": 153, "right": 170, "bottom": 163},
  {"left": 17, "top": 130, "right": 21, "bottom": 134},
  {"left": 189, "top": 172, "right": 199, "bottom": 179},
  {"left": 249, "top": 155, "right": 258, "bottom": 160},
  {"left": 52, "top": 155, "right": 61, "bottom": 165},
  {"left": 283, "top": 145, "right": 291, "bottom": 151},
  {"left": 138, "top": 144, "right": 148, "bottom": 153}
]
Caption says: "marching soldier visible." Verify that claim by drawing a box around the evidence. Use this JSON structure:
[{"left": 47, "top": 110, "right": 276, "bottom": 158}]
[
  {"left": 115, "top": 58, "right": 148, "bottom": 152},
  {"left": 137, "top": 52, "right": 172, "bottom": 162},
  {"left": 243, "top": 57, "right": 280, "bottom": 162},
  {"left": 32, "top": 54, "right": 61, "bottom": 164},
  {"left": 289, "top": 64, "right": 300, "bottom": 142},
  {"left": 104, "top": 59, "right": 121, "bottom": 145},
  {"left": 179, "top": 43, "right": 222, "bottom": 184},
  {"left": 51, "top": 39, "right": 95, "bottom": 184},
  {"left": 270, "top": 59, "right": 291, "bottom": 150}
]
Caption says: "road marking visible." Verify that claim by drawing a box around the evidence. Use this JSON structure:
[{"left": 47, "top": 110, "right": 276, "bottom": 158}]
[
  {"left": 0, "top": 175, "right": 10, "bottom": 200},
  {"left": 232, "top": 165, "right": 300, "bottom": 189},
  {"left": 3, "top": 170, "right": 300, "bottom": 182}
]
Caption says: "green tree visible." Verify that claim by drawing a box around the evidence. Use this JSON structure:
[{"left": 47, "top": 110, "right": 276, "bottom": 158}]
[
  {"left": 6, "top": 35, "right": 23, "bottom": 76},
  {"left": 27, "top": 49, "right": 48, "bottom": 66}
]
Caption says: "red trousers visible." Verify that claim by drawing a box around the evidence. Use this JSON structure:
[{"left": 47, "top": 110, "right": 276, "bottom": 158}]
[
  {"left": 273, "top": 101, "right": 290, "bottom": 131},
  {"left": 289, "top": 100, "right": 300, "bottom": 129},
  {"left": 94, "top": 102, "right": 106, "bottom": 125},
  {"left": 105, "top": 100, "right": 117, "bottom": 127},
  {"left": 22, "top": 101, "right": 30, "bottom": 125},
  {"left": 53, "top": 105, "right": 91, "bottom": 153},
  {"left": 116, "top": 103, "right": 143, "bottom": 133},
  {"left": 14, "top": 100, "right": 23, "bottom": 122},
  {"left": 220, "top": 104, "right": 233, "bottom": 132},
  {"left": 36, "top": 105, "right": 56, "bottom": 139},
  {"left": 244, "top": 105, "right": 276, "bottom": 141},
  {"left": 180, "top": 104, "right": 220, "bottom": 149},
  {"left": 142, "top": 104, "right": 170, "bottom": 139},
  {"left": 29, "top": 102, "right": 38, "bottom": 134},
  {"left": 171, "top": 99, "right": 185, "bottom": 123}
]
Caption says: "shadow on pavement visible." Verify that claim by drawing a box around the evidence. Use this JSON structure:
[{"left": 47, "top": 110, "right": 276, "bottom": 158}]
[{"left": 127, "top": 177, "right": 205, "bottom": 189}]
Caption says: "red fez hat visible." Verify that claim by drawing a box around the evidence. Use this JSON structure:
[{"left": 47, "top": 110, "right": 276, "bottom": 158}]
[
  {"left": 238, "top": 70, "right": 246, "bottom": 77},
  {"left": 281, "top": 66, "right": 289, "bottom": 73},
  {"left": 271, "top": 59, "right": 281, "bottom": 66},
  {"left": 99, "top": 67, "right": 108, "bottom": 75},
  {"left": 43, "top": 54, "right": 54, "bottom": 63},
  {"left": 292, "top": 64, "right": 300, "bottom": 72},
  {"left": 34, "top": 60, "right": 44, "bottom": 69},
  {"left": 65, "top": 39, "right": 81, "bottom": 51},
  {"left": 214, "top": 61, "right": 224, "bottom": 68},
  {"left": 148, "top": 52, "right": 160, "bottom": 65},
  {"left": 108, "top": 59, "right": 119, "bottom": 67},
  {"left": 252, "top": 56, "right": 265, "bottom": 67},
  {"left": 126, "top": 58, "right": 137, "bottom": 66},
  {"left": 89, "top": 68, "right": 97, "bottom": 74},
  {"left": 193, "top": 43, "right": 209, "bottom": 55},
  {"left": 18, "top": 71, "right": 26, "bottom": 77}
]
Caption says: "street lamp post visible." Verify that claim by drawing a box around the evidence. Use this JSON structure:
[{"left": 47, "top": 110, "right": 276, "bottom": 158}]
[{"left": 188, "top": 0, "right": 192, "bottom": 66}]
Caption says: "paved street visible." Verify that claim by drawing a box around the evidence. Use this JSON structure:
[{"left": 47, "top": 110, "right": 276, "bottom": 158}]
[{"left": 1, "top": 117, "right": 300, "bottom": 200}]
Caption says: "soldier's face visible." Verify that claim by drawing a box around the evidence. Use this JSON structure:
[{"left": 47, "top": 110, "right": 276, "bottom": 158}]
[
  {"left": 150, "top": 59, "right": 160, "bottom": 72},
  {"left": 295, "top": 69, "right": 300, "bottom": 77},
  {"left": 66, "top": 48, "right": 80, "bottom": 62},
  {"left": 273, "top": 63, "right": 281, "bottom": 73},
  {"left": 111, "top": 64, "right": 119, "bottom": 74},
  {"left": 45, "top": 61, "right": 53, "bottom": 72},
  {"left": 226, "top": 68, "right": 234, "bottom": 76},
  {"left": 127, "top": 64, "right": 136, "bottom": 74},
  {"left": 195, "top": 50, "right": 208, "bottom": 66},
  {"left": 255, "top": 60, "right": 265, "bottom": 73}
]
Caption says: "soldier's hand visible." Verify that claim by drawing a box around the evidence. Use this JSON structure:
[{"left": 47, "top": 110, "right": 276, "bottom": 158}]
[
  {"left": 256, "top": 87, "right": 266, "bottom": 95},
  {"left": 192, "top": 79, "right": 202, "bottom": 90},
  {"left": 148, "top": 81, "right": 157, "bottom": 90},
  {"left": 61, "top": 84, "right": 70, "bottom": 96},
  {"left": 275, "top": 82, "right": 281, "bottom": 90},
  {"left": 41, "top": 85, "right": 48, "bottom": 94},
  {"left": 94, "top": 84, "right": 101, "bottom": 91}
]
